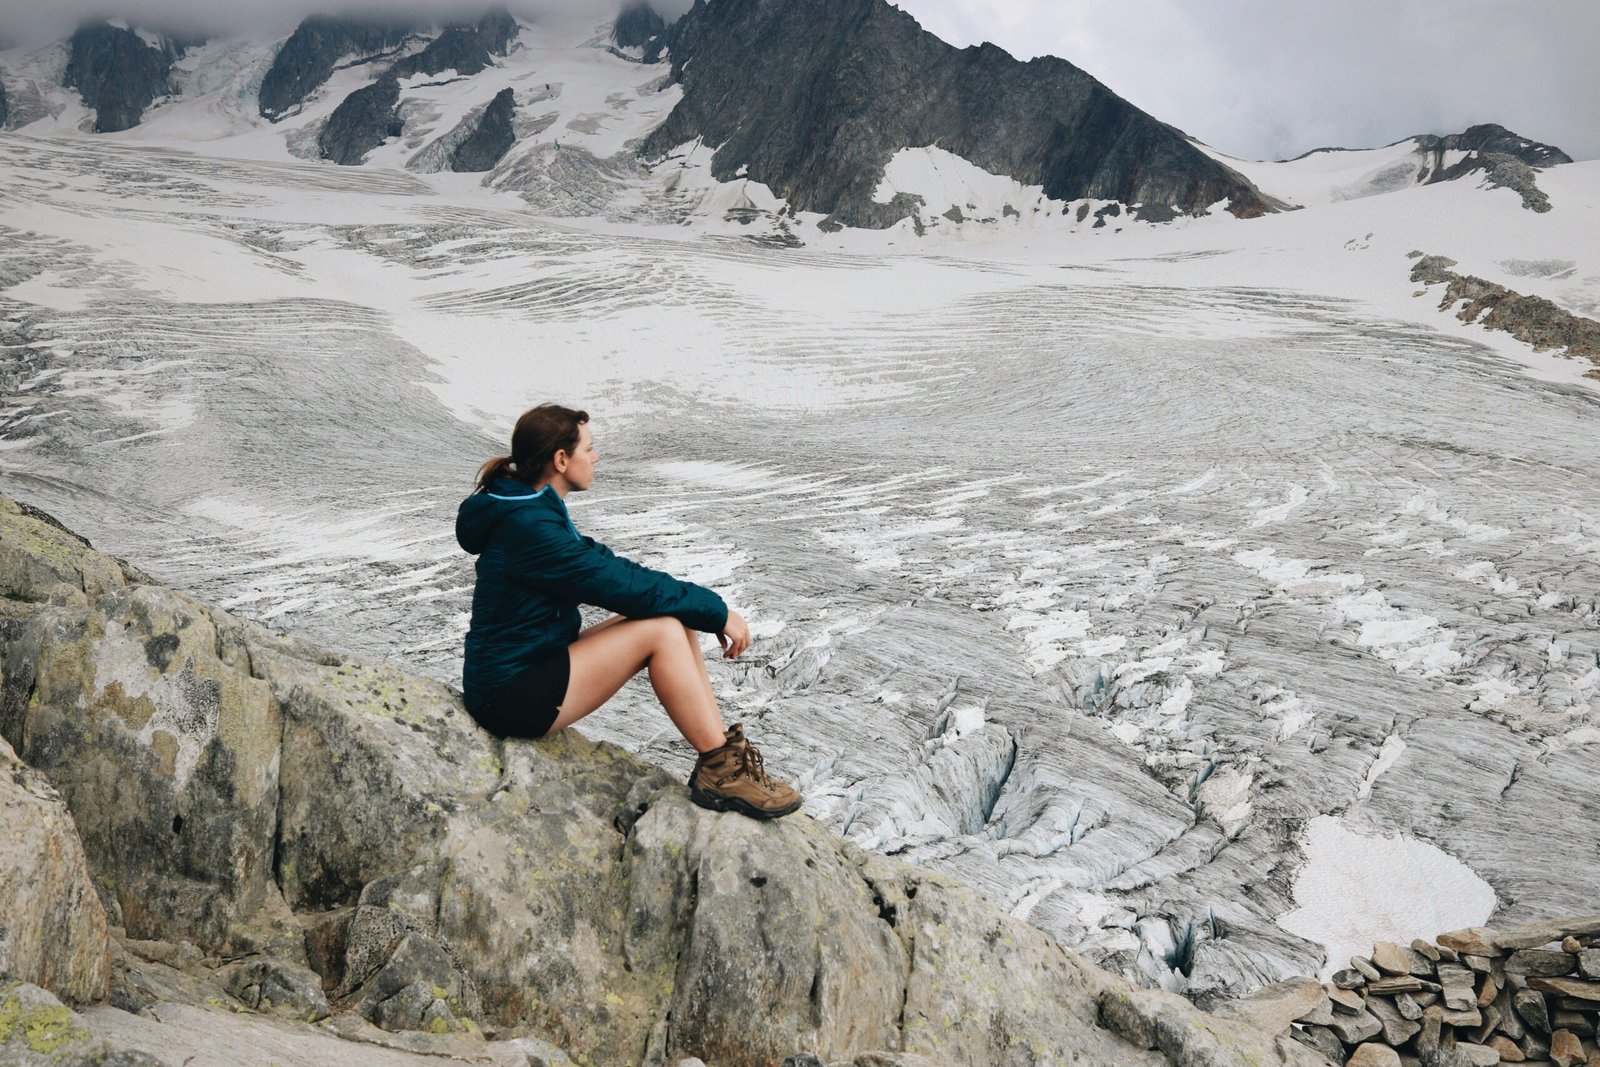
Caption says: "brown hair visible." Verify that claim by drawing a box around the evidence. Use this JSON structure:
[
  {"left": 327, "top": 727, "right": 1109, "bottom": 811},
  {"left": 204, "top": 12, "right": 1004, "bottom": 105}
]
[{"left": 475, "top": 403, "right": 589, "bottom": 491}]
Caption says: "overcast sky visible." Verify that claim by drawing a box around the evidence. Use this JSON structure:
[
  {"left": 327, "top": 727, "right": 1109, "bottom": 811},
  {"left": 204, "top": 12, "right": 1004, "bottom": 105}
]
[
  {"left": 1, "top": 0, "right": 1594, "bottom": 162},
  {"left": 892, "top": 0, "right": 1600, "bottom": 162}
]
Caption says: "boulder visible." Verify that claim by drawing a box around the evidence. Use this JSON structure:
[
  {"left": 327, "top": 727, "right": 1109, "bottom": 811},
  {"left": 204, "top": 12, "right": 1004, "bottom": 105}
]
[
  {"left": 1098, "top": 985, "right": 1327, "bottom": 1066},
  {"left": 1212, "top": 978, "right": 1327, "bottom": 1034},
  {"left": 0, "top": 494, "right": 1404, "bottom": 1066},
  {"left": 0, "top": 980, "right": 162, "bottom": 1065},
  {"left": 0, "top": 736, "right": 109, "bottom": 1003},
  {"left": 6, "top": 578, "right": 282, "bottom": 953},
  {"left": 220, "top": 956, "right": 329, "bottom": 1020},
  {"left": 1347, "top": 1043, "right": 1402, "bottom": 1067}
]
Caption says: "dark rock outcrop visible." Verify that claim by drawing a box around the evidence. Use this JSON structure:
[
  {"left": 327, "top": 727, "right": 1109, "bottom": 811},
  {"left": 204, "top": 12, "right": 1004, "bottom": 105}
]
[
  {"left": 642, "top": 0, "right": 1275, "bottom": 227},
  {"left": 390, "top": 11, "right": 519, "bottom": 81},
  {"left": 64, "top": 22, "right": 188, "bottom": 133},
  {"left": 1416, "top": 124, "right": 1568, "bottom": 212},
  {"left": 1410, "top": 253, "right": 1600, "bottom": 377},
  {"left": 1287, "top": 124, "right": 1569, "bottom": 212},
  {"left": 259, "top": 15, "right": 414, "bottom": 121},
  {"left": 614, "top": 2, "right": 668, "bottom": 53},
  {"left": 318, "top": 74, "right": 402, "bottom": 165},
  {"left": 450, "top": 86, "right": 515, "bottom": 171},
  {"left": 0, "top": 77, "right": 9, "bottom": 128},
  {"left": 1413, "top": 122, "right": 1570, "bottom": 173}
]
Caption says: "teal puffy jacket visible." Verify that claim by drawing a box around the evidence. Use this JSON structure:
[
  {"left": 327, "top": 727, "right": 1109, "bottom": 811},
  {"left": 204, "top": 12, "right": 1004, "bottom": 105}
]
[{"left": 456, "top": 478, "right": 728, "bottom": 712}]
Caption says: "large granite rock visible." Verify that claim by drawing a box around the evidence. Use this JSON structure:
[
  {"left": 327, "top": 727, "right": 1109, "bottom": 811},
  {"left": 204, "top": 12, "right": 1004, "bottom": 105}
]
[
  {"left": 1, "top": 519, "right": 283, "bottom": 953},
  {"left": 318, "top": 74, "right": 402, "bottom": 165},
  {"left": 259, "top": 15, "right": 414, "bottom": 120},
  {"left": 642, "top": 0, "right": 1276, "bottom": 227},
  {"left": 0, "top": 736, "right": 110, "bottom": 1004},
  {"left": 0, "top": 492, "right": 1335, "bottom": 1066},
  {"left": 64, "top": 21, "right": 188, "bottom": 133}
]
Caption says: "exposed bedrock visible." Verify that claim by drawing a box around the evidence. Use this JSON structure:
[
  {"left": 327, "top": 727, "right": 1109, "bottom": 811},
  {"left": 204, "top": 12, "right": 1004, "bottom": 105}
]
[
  {"left": 406, "top": 89, "right": 518, "bottom": 173},
  {"left": 1411, "top": 252, "right": 1600, "bottom": 376},
  {"left": 258, "top": 14, "right": 416, "bottom": 121},
  {"left": 0, "top": 492, "right": 1325, "bottom": 1067},
  {"left": 390, "top": 9, "right": 520, "bottom": 80},
  {"left": 642, "top": 0, "right": 1277, "bottom": 227},
  {"left": 0, "top": 737, "right": 110, "bottom": 1004},
  {"left": 64, "top": 21, "right": 190, "bottom": 133},
  {"left": 449, "top": 87, "right": 517, "bottom": 172},
  {"left": 0, "top": 77, "right": 9, "bottom": 128},
  {"left": 1414, "top": 122, "right": 1571, "bottom": 173},
  {"left": 318, "top": 74, "right": 403, "bottom": 165},
  {"left": 614, "top": 1, "right": 670, "bottom": 60},
  {"left": 1417, "top": 125, "right": 1570, "bottom": 214}
]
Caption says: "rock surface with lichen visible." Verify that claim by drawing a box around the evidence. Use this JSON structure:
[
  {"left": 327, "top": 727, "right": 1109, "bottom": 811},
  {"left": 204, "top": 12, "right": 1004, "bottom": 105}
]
[{"left": 0, "top": 491, "right": 1324, "bottom": 1066}]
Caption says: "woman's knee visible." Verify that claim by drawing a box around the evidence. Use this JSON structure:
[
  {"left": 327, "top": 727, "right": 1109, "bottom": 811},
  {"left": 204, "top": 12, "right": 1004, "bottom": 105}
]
[{"left": 644, "top": 616, "right": 690, "bottom": 645}]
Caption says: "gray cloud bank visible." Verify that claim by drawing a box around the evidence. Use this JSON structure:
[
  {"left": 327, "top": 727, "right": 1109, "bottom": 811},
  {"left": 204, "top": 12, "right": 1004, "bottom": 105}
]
[
  {"left": 894, "top": 0, "right": 1600, "bottom": 163},
  {"left": 2, "top": 0, "right": 1593, "bottom": 164},
  {"left": 0, "top": 0, "right": 677, "bottom": 48}
]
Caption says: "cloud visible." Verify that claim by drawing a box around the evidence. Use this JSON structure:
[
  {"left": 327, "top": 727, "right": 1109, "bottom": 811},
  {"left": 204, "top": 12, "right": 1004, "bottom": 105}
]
[
  {"left": 0, "top": 0, "right": 648, "bottom": 50},
  {"left": 892, "top": 0, "right": 1600, "bottom": 162}
]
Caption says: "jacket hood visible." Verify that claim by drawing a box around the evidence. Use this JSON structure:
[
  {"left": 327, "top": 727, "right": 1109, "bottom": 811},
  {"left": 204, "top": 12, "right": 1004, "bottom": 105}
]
[{"left": 456, "top": 479, "right": 556, "bottom": 555}]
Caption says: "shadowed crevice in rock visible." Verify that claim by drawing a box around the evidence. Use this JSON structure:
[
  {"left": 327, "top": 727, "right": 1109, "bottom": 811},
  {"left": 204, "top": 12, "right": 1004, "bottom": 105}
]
[{"left": 641, "top": 0, "right": 1276, "bottom": 227}]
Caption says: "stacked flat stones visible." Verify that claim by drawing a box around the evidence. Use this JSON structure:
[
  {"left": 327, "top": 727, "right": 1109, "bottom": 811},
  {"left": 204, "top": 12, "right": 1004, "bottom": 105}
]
[{"left": 1288, "top": 917, "right": 1600, "bottom": 1067}]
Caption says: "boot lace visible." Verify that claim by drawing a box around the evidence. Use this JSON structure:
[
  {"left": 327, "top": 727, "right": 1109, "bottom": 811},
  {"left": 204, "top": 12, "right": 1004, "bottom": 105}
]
[{"left": 733, "top": 742, "right": 772, "bottom": 788}]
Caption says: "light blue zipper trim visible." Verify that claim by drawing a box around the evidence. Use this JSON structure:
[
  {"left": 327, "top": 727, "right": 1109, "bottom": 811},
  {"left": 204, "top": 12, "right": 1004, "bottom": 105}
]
[
  {"left": 485, "top": 483, "right": 581, "bottom": 539},
  {"left": 484, "top": 485, "right": 553, "bottom": 501}
]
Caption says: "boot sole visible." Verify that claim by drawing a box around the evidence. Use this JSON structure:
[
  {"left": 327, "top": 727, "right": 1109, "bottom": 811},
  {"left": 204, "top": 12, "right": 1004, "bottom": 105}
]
[{"left": 689, "top": 784, "right": 802, "bottom": 820}]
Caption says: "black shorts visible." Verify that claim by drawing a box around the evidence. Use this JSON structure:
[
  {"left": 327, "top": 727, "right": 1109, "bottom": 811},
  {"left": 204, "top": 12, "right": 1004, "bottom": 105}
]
[{"left": 469, "top": 646, "right": 571, "bottom": 740}]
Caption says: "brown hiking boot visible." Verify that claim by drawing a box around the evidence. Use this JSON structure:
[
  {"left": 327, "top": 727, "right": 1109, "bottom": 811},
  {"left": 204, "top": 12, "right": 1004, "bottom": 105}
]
[{"left": 688, "top": 722, "right": 802, "bottom": 820}]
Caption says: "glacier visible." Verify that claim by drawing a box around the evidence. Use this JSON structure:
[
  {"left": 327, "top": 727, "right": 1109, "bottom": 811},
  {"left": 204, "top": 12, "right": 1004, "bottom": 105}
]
[{"left": 1, "top": 13, "right": 1598, "bottom": 1005}]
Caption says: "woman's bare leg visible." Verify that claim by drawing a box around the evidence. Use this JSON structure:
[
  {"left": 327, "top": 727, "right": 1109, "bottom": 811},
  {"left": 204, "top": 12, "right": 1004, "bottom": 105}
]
[{"left": 549, "top": 617, "right": 727, "bottom": 752}]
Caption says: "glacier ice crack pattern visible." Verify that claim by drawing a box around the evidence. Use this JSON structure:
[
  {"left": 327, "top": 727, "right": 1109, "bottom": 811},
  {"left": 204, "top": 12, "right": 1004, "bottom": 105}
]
[{"left": 1, "top": 137, "right": 1598, "bottom": 1003}]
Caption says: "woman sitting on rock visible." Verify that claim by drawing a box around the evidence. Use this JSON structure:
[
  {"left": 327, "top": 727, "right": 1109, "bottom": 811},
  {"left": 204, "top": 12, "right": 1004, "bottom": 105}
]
[{"left": 456, "top": 403, "right": 801, "bottom": 820}]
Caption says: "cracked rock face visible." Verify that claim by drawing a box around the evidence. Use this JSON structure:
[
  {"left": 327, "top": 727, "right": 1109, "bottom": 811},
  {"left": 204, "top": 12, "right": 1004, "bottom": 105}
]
[
  {"left": 0, "top": 493, "right": 1320, "bottom": 1067},
  {"left": 450, "top": 87, "right": 516, "bottom": 172},
  {"left": 643, "top": 0, "right": 1275, "bottom": 226},
  {"left": 318, "top": 74, "right": 403, "bottom": 165},
  {"left": 64, "top": 22, "right": 187, "bottom": 133},
  {"left": 0, "top": 736, "right": 110, "bottom": 1004},
  {"left": 258, "top": 15, "right": 415, "bottom": 121}
]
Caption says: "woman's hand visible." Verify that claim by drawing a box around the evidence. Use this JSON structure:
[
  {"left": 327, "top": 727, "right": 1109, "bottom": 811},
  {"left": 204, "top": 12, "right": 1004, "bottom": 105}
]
[{"left": 718, "top": 609, "right": 750, "bottom": 659}]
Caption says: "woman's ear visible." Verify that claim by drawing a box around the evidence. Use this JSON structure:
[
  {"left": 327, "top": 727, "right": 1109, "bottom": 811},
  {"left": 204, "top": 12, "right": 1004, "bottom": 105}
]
[{"left": 552, "top": 449, "right": 569, "bottom": 473}]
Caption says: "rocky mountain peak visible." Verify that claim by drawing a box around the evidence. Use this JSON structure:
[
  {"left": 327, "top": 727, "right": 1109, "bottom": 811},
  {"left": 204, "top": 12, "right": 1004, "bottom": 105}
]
[
  {"left": 258, "top": 14, "right": 417, "bottom": 121},
  {"left": 389, "top": 9, "right": 520, "bottom": 81},
  {"left": 613, "top": 1, "right": 668, "bottom": 49},
  {"left": 1413, "top": 122, "right": 1572, "bottom": 168},
  {"left": 64, "top": 20, "right": 194, "bottom": 133},
  {"left": 641, "top": 0, "right": 1276, "bottom": 228}
]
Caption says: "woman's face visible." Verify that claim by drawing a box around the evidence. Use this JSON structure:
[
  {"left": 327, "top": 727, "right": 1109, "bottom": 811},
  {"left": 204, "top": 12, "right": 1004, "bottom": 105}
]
[{"left": 560, "top": 423, "right": 598, "bottom": 491}]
